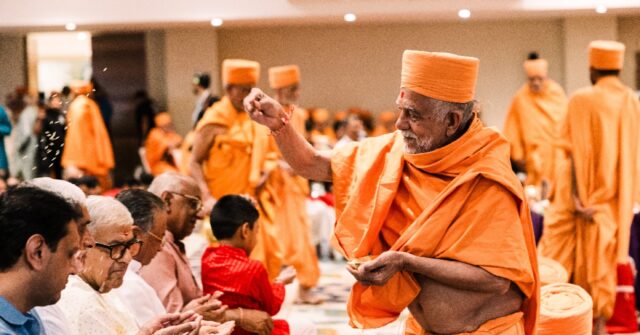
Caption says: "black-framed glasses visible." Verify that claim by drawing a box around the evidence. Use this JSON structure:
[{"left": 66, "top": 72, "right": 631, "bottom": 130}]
[
  {"left": 167, "top": 191, "right": 203, "bottom": 212},
  {"left": 95, "top": 237, "right": 142, "bottom": 260}
]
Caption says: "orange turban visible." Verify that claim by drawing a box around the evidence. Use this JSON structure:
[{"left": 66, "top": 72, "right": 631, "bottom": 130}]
[
  {"left": 401, "top": 50, "right": 479, "bottom": 103},
  {"left": 524, "top": 59, "right": 548, "bottom": 78},
  {"left": 70, "top": 80, "right": 93, "bottom": 95},
  {"left": 589, "top": 40, "right": 625, "bottom": 70},
  {"left": 310, "top": 108, "right": 331, "bottom": 124},
  {"left": 269, "top": 65, "right": 300, "bottom": 89},
  {"left": 154, "top": 112, "right": 172, "bottom": 127},
  {"left": 222, "top": 59, "right": 260, "bottom": 85},
  {"left": 539, "top": 257, "right": 568, "bottom": 286},
  {"left": 538, "top": 283, "right": 593, "bottom": 335}
]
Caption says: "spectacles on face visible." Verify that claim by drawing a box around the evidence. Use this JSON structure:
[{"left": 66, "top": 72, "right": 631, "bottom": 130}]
[
  {"left": 167, "top": 191, "right": 203, "bottom": 212},
  {"left": 95, "top": 237, "right": 142, "bottom": 261},
  {"left": 145, "top": 230, "right": 166, "bottom": 247}
]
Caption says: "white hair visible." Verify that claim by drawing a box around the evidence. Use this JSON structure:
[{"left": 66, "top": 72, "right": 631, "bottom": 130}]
[
  {"left": 148, "top": 172, "right": 198, "bottom": 197},
  {"left": 29, "top": 177, "right": 86, "bottom": 208},
  {"left": 86, "top": 196, "right": 133, "bottom": 233}
]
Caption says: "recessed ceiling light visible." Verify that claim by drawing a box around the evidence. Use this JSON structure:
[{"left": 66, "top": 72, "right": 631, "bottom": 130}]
[
  {"left": 65, "top": 22, "right": 77, "bottom": 31},
  {"left": 595, "top": 5, "right": 607, "bottom": 14},
  {"left": 344, "top": 13, "right": 357, "bottom": 22},
  {"left": 458, "top": 9, "right": 471, "bottom": 19},
  {"left": 210, "top": 18, "right": 223, "bottom": 27}
]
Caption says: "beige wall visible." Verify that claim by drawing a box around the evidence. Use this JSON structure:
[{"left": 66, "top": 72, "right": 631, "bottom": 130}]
[
  {"left": 217, "top": 19, "right": 565, "bottom": 128},
  {"left": 619, "top": 16, "right": 640, "bottom": 91},
  {"left": 0, "top": 35, "right": 26, "bottom": 104},
  {"left": 164, "top": 28, "right": 219, "bottom": 135},
  {"left": 145, "top": 30, "right": 168, "bottom": 111}
]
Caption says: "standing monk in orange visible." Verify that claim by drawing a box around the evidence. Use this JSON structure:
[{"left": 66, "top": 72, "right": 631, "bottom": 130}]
[
  {"left": 245, "top": 50, "right": 539, "bottom": 334},
  {"left": 267, "top": 65, "right": 322, "bottom": 304},
  {"left": 190, "top": 59, "right": 287, "bottom": 281},
  {"left": 61, "top": 80, "right": 114, "bottom": 190},
  {"left": 145, "top": 112, "right": 183, "bottom": 176},
  {"left": 503, "top": 53, "right": 567, "bottom": 196},
  {"left": 539, "top": 40, "right": 640, "bottom": 335}
]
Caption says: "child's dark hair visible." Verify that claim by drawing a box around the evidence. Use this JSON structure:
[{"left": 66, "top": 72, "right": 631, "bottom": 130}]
[{"left": 210, "top": 195, "right": 259, "bottom": 239}]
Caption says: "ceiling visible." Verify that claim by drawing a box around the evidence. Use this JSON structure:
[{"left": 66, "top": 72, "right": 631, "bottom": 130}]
[{"left": 1, "top": 0, "right": 639, "bottom": 32}]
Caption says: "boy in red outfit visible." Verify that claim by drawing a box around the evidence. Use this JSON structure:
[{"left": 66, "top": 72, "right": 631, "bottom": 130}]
[{"left": 202, "top": 195, "right": 296, "bottom": 335}]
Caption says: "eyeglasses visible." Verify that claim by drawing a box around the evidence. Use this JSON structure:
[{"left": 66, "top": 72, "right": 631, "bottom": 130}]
[
  {"left": 167, "top": 191, "right": 203, "bottom": 212},
  {"left": 146, "top": 230, "right": 166, "bottom": 247},
  {"left": 95, "top": 237, "right": 142, "bottom": 260}
]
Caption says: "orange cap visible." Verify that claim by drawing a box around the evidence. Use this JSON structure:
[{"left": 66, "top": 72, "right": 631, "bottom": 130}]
[
  {"left": 589, "top": 40, "right": 625, "bottom": 70},
  {"left": 311, "top": 108, "right": 331, "bottom": 123},
  {"left": 222, "top": 59, "right": 260, "bottom": 85},
  {"left": 524, "top": 59, "right": 548, "bottom": 78},
  {"left": 269, "top": 65, "right": 300, "bottom": 89},
  {"left": 154, "top": 112, "right": 172, "bottom": 127},
  {"left": 401, "top": 50, "right": 479, "bottom": 103},
  {"left": 70, "top": 80, "right": 93, "bottom": 95}
]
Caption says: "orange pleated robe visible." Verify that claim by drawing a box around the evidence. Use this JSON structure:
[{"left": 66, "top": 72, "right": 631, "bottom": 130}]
[
  {"left": 61, "top": 95, "right": 114, "bottom": 179},
  {"left": 196, "top": 96, "right": 282, "bottom": 280},
  {"left": 331, "top": 118, "right": 539, "bottom": 334},
  {"left": 269, "top": 106, "right": 320, "bottom": 287},
  {"left": 503, "top": 80, "right": 567, "bottom": 188},
  {"left": 539, "top": 76, "right": 640, "bottom": 319},
  {"left": 145, "top": 127, "right": 182, "bottom": 176}
]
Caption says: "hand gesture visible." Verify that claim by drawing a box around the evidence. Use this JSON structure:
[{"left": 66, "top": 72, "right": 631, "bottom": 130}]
[
  {"left": 184, "top": 292, "right": 228, "bottom": 322},
  {"left": 573, "top": 195, "right": 597, "bottom": 222},
  {"left": 243, "top": 88, "right": 286, "bottom": 131},
  {"left": 275, "top": 266, "right": 296, "bottom": 285},
  {"left": 239, "top": 309, "right": 274, "bottom": 335},
  {"left": 346, "top": 251, "right": 404, "bottom": 286}
]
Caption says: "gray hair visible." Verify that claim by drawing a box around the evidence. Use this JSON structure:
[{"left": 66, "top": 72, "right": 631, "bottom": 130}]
[
  {"left": 432, "top": 99, "right": 477, "bottom": 125},
  {"left": 86, "top": 196, "right": 133, "bottom": 234},
  {"left": 148, "top": 172, "right": 199, "bottom": 197},
  {"left": 28, "top": 177, "right": 86, "bottom": 209}
]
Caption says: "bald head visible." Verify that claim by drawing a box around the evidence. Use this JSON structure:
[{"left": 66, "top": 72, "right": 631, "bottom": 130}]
[{"left": 148, "top": 173, "right": 199, "bottom": 197}]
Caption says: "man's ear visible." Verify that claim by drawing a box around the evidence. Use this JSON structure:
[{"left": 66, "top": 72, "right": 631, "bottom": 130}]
[
  {"left": 445, "top": 110, "right": 463, "bottom": 137},
  {"left": 24, "top": 234, "right": 49, "bottom": 271},
  {"left": 161, "top": 191, "right": 173, "bottom": 212}
]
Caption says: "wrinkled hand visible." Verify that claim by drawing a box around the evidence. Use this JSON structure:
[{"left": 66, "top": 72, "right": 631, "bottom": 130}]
[
  {"left": 239, "top": 309, "right": 274, "bottom": 335},
  {"left": 573, "top": 195, "right": 597, "bottom": 222},
  {"left": 347, "top": 251, "right": 405, "bottom": 286},
  {"left": 243, "top": 88, "right": 286, "bottom": 131},
  {"left": 199, "top": 321, "right": 235, "bottom": 335},
  {"left": 184, "top": 292, "right": 228, "bottom": 322},
  {"left": 275, "top": 266, "right": 296, "bottom": 285}
]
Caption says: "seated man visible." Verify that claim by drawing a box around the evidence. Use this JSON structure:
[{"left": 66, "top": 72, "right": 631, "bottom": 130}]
[
  {"left": 145, "top": 113, "right": 183, "bottom": 176},
  {"left": 0, "top": 186, "right": 80, "bottom": 334},
  {"left": 56, "top": 196, "right": 208, "bottom": 335},
  {"left": 202, "top": 195, "right": 296, "bottom": 335},
  {"left": 143, "top": 173, "right": 276, "bottom": 334},
  {"left": 111, "top": 189, "right": 234, "bottom": 335}
]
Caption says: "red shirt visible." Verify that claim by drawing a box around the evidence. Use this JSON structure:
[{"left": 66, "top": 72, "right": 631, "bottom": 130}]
[{"left": 201, "top": 245, "right": 289, "bottom": 335}]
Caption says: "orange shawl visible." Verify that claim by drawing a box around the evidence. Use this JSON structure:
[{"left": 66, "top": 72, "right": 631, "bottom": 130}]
[
  {"left": 145, "top": 127, "right": 182, "bottom": 176},
  {"left": 331, "top": 118, "right": 539, "bottom": 334}
]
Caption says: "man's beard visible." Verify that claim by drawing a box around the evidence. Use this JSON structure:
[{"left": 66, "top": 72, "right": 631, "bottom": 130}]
[{"left": 401, "top": 130, "right": 436, "bottom": 154}]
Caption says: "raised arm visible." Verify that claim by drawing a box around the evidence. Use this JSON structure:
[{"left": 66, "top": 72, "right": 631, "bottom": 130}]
[
  {"left": 244, "top": 88, "right": 332, "bottom": 182},
  {"left": 190, "top": 124, "right": 227, "bottom": 203}
]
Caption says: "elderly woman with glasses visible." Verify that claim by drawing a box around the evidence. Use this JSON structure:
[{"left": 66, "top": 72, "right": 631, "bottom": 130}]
[{"left": 57, "top": 196, "right": 211, "bottom": 335}]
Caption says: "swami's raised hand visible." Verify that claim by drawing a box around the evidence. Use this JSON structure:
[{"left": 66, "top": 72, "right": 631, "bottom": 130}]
[{"left": 243, "top": 88, "right": 285, "bottom": 131}]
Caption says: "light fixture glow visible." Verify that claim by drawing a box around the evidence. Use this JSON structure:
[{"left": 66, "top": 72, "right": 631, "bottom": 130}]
[
  {"left": 458, "top": 9, "right": 471, "bottom": 19},
  {"left": 65, "top": 22, "right": 77, "bottom": 31},
  {"left": 595, "top": 5, "right": 607, "bottom": 14},
  {"left": 344, "top": 13, "right": 357, "bottom": 22},
  {"left": 76, "top": 32, "right": 88, "bottom": 41},
  {"left": 210, "top": 18, "right": 223, "bottom": 27}
]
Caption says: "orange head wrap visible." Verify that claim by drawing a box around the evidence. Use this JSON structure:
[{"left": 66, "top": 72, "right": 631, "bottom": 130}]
[
  {"left": 269, "top": 65, "right": 300, "bottom": 89},
  {"left": 70, "top": 80, "right": 93, "bottom": 95},
  {"left": 154, "top": 112, "right": 172, "bottom": 127},
  {"left": 378, "top": 111, "right": 396, "bottom": 123},
  {"left": 311, "top": 108, "right": 331, "bottom": 124},
  {"left": 524, "top": 58, "right": 548, "bottom": 78},
  {"left": 222, "top": 59, "right": 260, "bottom": 86},
  {"left": 401, "top": 50, "right": 479, "bottom": 103},
  {"left": 589, "top": 40, "right": 625, "bottom": 70}
]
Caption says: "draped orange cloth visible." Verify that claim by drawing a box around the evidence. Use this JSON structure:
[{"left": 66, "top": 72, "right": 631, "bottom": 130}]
[
  {"left": 503, "top": 80, "right": 567, "bottom": 188},
  {"left": 61, "top": 95, "right": 114, "bottom": 177},
  {"left": 196, "top": 96, "right": 281, "bottom": 279},
  {"left": 179, "top": 131, "right": 195, "bottom": 176},
  {"left": 331, "top": 118, "right": 539, "bottom": 334},
  {"left": 539, "top": 76, "right": 640, "bottom": 319},
  {"left": 267, "top": 106, "right": 320, "bottom": 287},
  {"left": 195, "top": 96, "right": 270, "bottom": 198},
  {"left": 145, "top": 127, "right": 182, "bottom": 176}
]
